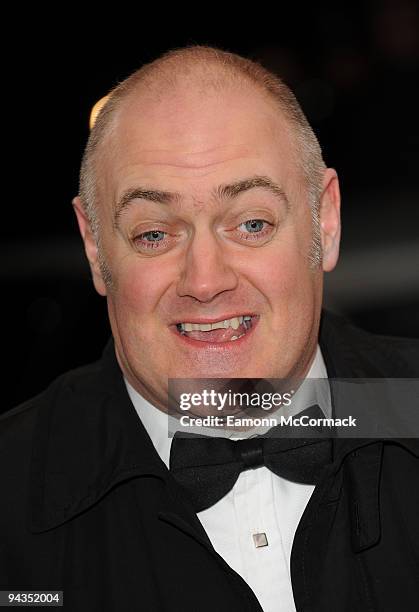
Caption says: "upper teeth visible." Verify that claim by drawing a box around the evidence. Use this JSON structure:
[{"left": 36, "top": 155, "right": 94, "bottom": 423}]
[{"left": 179, "top": 315, "right": 252, "bottom": 332}]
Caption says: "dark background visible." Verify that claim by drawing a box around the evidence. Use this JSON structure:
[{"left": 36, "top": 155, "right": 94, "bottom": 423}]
[{"left": 2, "top": 0, "right": 418, "bottom": 413}]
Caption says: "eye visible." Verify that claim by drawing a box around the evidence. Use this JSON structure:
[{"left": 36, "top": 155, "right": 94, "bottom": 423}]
[
  {"left": 132, "top": 229, "right": 169, "bottom": 250},
  {"left": 236, "top": 218, "right": 274, "bottom": 242},
  {"left": 141, "top": 230, "right": 166, "bottom": 242},
  {"left": 239, "top": 219, "right": 267, "bottom": 233}
]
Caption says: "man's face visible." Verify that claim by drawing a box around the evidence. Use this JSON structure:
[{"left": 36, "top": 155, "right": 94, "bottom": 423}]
[{"left": 75, "top": 85, "right": 339, "bottom": 410}]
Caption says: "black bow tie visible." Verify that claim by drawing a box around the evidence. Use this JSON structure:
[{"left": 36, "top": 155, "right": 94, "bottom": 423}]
[{"left": 169, "top": 404, "right": 332, "bottom": 512}]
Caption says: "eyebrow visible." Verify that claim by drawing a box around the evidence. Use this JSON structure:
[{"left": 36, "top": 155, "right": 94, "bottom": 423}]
[{"left": 113, "top": 174, "right": 289, "bottom": 228}]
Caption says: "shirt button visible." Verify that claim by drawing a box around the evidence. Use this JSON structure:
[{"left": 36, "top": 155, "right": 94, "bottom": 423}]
[{"left": 252, "top": 532, "right": 269, "bottom": 547}]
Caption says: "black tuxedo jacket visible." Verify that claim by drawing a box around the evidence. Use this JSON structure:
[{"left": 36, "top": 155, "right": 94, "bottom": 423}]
[{"left": 1, "top": 310, "right": 418, "bottom": 611}]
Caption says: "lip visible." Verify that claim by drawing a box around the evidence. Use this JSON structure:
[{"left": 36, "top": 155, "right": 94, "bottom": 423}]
[{"left": 170, "top": 315, "right": 260, "bottom": 349}]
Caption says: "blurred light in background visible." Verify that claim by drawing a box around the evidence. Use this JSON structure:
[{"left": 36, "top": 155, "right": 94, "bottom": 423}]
[{"left": 89, "top": 95, "right": 110, "bottom": 129}]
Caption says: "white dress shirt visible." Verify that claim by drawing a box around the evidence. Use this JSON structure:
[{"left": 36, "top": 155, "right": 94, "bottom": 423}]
[{"left": 124, "top": 346, "right": 329, "bottom": 612}]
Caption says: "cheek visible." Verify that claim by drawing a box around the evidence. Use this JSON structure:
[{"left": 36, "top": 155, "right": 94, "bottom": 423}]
[
  {"left": 243, "top": 234, "right": 313, "bottom": 302},
  {"left": 110, "top": 258, "right": 173, "bottom": 321}
]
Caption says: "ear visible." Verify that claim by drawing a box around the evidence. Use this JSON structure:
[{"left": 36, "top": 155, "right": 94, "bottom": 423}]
[
  {"left": 319, "top": 168, "right": 341, "bottom": 272},
  {"left": 72, "top": 196, "right": 107, "bottom": 296}
]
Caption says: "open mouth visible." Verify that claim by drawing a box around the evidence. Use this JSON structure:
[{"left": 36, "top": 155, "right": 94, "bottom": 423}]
[{"left": 175, "top": 315, "right": 259, "bottom": 343}]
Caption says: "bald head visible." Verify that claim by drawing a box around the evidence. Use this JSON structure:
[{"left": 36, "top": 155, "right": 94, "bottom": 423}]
[{"left": 81, "top": 47, "right": 325, "bottom": 208}]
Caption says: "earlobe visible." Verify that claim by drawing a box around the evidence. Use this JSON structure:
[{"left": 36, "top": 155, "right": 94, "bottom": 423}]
[
  {"left": 320, "top": 169, "right": 341, "bottom": 272},
  {"left": 72, "top": 196, "right": 107, "bottom": 296}
]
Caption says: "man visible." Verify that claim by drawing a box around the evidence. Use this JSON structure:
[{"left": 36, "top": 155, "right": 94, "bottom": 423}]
[{"left": 0, "top": 45, "right": 418, "bottom": 612}]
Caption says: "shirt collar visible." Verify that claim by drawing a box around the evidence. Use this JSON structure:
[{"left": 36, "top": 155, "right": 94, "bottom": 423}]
[{"left": 125, "top": 379, "right": 173, "bottom": 468}]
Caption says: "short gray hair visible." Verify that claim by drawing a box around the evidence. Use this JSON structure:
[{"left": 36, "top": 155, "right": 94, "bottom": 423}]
[{"left": 78, "top": 45, "right": 326, "bottom": 279}]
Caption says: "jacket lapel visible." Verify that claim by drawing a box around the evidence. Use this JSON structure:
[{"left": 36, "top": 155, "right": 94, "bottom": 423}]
[
  {"left": 318, "top": 310, "right": 419, "bottom": 551},
  {"left": 28, "top": 338, "right": 212, "bottom": 553}
]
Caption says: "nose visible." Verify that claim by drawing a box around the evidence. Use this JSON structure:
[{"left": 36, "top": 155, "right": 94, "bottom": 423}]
[{"left": 176, "top": 228, "right": 238, "bottom": 303}]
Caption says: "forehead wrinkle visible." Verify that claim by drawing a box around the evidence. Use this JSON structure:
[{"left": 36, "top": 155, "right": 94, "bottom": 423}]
[{"left": 110, "top": 140, "right": 256, "bottom": 172}]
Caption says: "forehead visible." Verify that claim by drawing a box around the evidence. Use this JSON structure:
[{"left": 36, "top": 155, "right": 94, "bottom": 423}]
[{"left": 99, "top": 85, "right": 300, "bottom": 210}]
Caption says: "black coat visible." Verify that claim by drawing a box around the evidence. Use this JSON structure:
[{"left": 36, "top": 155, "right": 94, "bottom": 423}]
[{"left": 1, "top": 311, "right": 418, "bottom": 611}]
